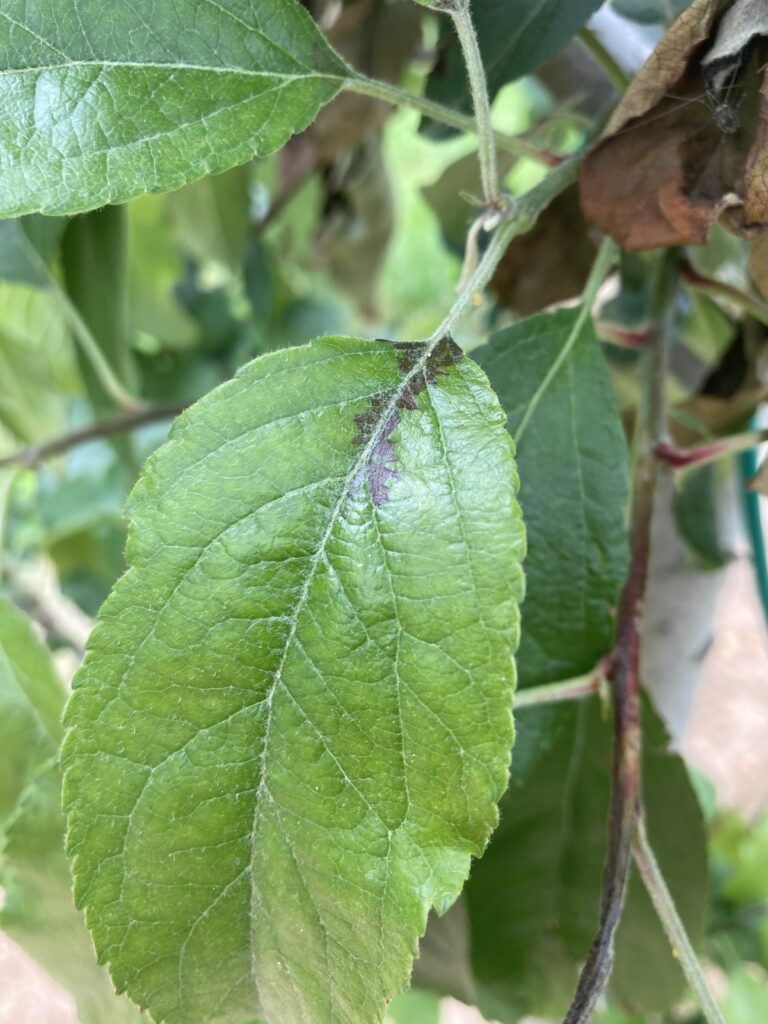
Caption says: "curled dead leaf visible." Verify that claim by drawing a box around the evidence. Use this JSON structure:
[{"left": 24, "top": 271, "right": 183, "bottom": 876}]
[{"left": 580, "top": 0, "right": 768, "bottom": 250}]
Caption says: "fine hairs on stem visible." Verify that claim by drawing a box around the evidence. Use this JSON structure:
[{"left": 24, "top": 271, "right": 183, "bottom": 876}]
[{"left": 446, "top": 0, "right": 500, "bottom": 208}]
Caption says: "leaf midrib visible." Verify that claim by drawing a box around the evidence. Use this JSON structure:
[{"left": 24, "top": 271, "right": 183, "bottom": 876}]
[
  {"left": 246, "top": 342, "right": 450, "bottom": 1002},
  {"left": 0, "top": 60, "right": 343, "bottom": 81}
]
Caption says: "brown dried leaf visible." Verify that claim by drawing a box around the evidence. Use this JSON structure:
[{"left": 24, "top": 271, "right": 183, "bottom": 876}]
[
  {"left": 744, "top": 73, "right": 768, "bottom": 224},
  {"left": 672, "top": 385, "right": 768, "bottom": 446},
  {"left": 604, "top": 0, "right": 720, "bottom": 136},
  {"left": 490, "top": 184, "right": 597, "bottom": 314},
  {"left": 580, "top": 0, "right": 768, "bottom": 250}
]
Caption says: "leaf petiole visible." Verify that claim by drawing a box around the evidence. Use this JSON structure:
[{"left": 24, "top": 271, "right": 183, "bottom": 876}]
[
  {"left": 632, "top": 812, "right": 726, "bottom": 1024},
  {"left": 346, "top": 75, "right": 561, "bottom": 166}
]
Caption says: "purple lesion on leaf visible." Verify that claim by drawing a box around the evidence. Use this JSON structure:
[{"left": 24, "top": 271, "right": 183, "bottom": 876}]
[
  {"left": 351, "top": 336, "right": 463, "bottom": 505},
  {"left": 352, "top": 392, "right": 401, "bottom": 506}
]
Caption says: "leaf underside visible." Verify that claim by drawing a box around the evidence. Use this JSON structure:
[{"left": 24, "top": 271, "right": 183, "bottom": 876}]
[
  {"left": 0, "top": 0, "right": 350, "bottom": 215},
  {"left": 62, "top": 336, "right": 525, "bottom": 1024}
]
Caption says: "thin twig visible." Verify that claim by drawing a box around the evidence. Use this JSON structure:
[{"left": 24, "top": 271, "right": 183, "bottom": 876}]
[
  {"left": 562, "top": 249, "right": 679, "bottom": 1024},
  {"left": 0, "top": 404, "right": 187, "bottom": 470},
  {"left": 54, "top": 282, "right": 140, "bottom": 412},
  {"left": 448, "top": 0, "right": 499, "bottom": 207},
  {"left": 632, "top": 813, "right": 726, "bottom": 1024}
]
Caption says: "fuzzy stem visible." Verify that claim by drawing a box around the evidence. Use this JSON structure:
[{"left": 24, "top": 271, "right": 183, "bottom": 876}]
[
  {"left": 19, "top": 230, "right": 140, "bottom": 412},
  {"left": 514, "top": 672, "right": 604, "bottom": 709},
  {"left": 448, "top": 0, "right": 499, "bottom": 207},
  {"left": 632, "top": 813, "right": 726, "bottom": 1024},
  {"left": 347, "top": 75, "right": 561, "bottom": 166},
  {"left": 561, "top": 249, "right": 679, "bottom": 1024},
  {"left": 425, "top": 154, "right": 583, "bottom": 342}
]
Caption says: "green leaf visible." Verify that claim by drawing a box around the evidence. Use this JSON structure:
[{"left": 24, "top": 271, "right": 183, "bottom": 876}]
[
  {"left": 474, "top": 308, "right": 629, "bottom": 688},
  {"left": 167, "top": 166, "right": 252, "bottom": 271},
  {"left": 0, "top": 595, "right": 65, "bottom": 825},
  {"left": 723, "top": 966, "right": 768, "bottom": 1023},
  {"left": 673, "top": 463, "right": 732, "bottom": 569},
  {"left": 413, "top": 898, "right": 476, "bottom": 1005},
  {"left": 62, "top": 335, "right": 525, "bottom": 1024},
  {"left": 465, "top": 699, "right": 707, "bottom": 1020},
  {"left": 127, "top": 194, "right": 197, "bottom": 348},
  {"left": 386, "top": 990, "right": 440, "bottom": 1024},
  {"left": 0, "top": 0, "right": 350, "bottom": 216},
  {"left": 424, "top": 0, "right": 603, "bottom": 129},
  {"left": 62, "top": 204, "right": 136, "bottom": 414},
  {"left": 0, "top": 281, "right": 79, "bottom": 443},
  {"left": 0, "top": 219, "right": 52, "bottom": 287}
]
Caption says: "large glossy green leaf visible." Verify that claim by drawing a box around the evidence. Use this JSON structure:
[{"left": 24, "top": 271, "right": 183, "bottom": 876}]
[
  {"left": 62, "top": 335, "right": 525, "bottom": 1024},
  {"left": 0, "top": 0, "right": 350, "bottom": 216},
  {"left": 424, "top": 0, "right": 602, "bottom": 129},
  {"left": 475, "top": 308, "right": 629, "bottom": 687},
  {"left": 466, "top": 699, "right": 707, "bottom": 1021}
]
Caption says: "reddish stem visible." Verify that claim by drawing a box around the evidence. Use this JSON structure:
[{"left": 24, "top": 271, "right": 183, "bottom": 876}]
[
  {"left": 598, "top": 323, "right": 653, "bottom": 349},
  {"left": 654, "top": 439, "right": 725, "bottom": 468},
  {"left": 562, "top": 250, "right": 677, "bottom": 1024}
]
